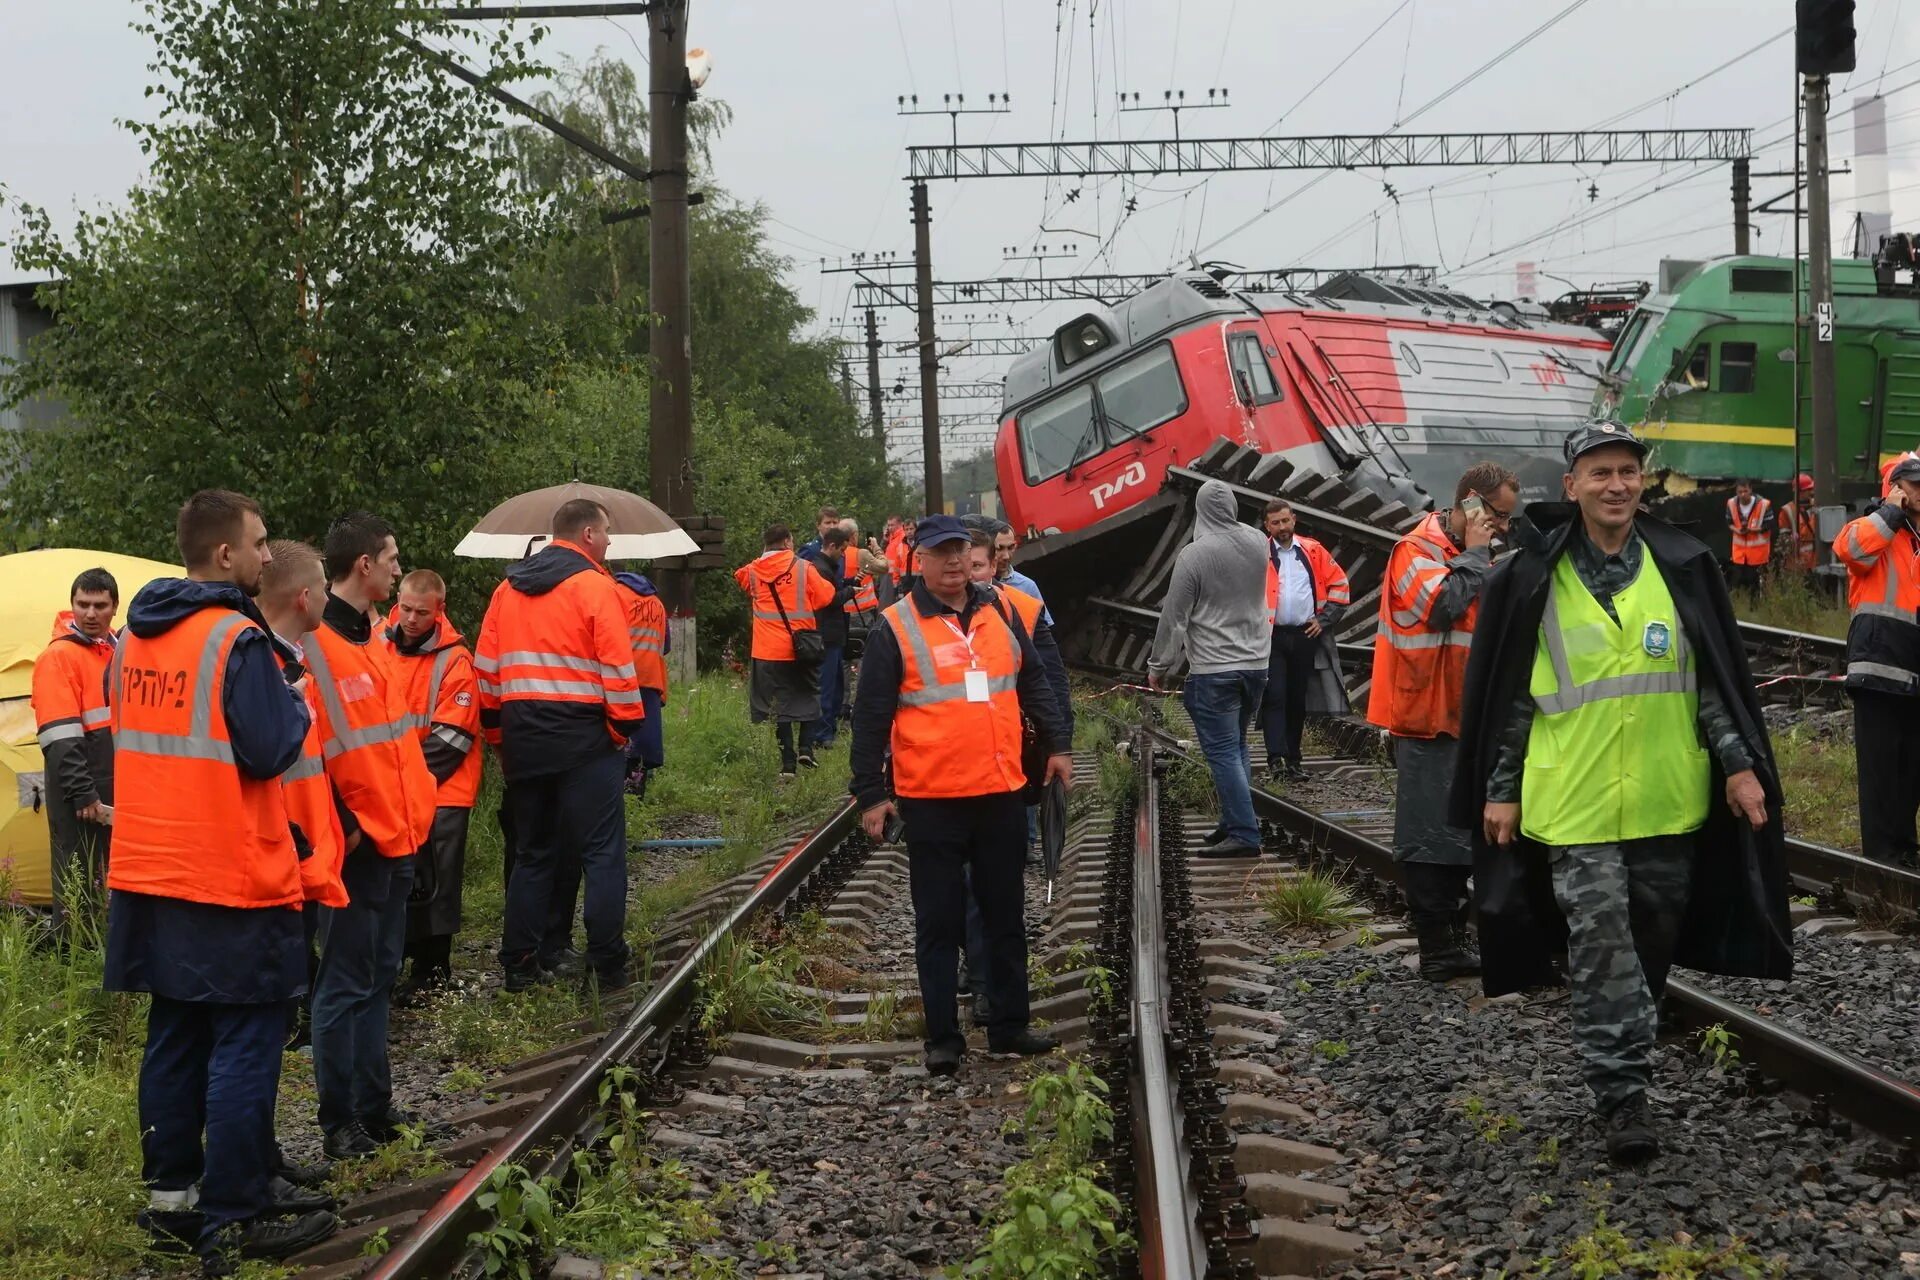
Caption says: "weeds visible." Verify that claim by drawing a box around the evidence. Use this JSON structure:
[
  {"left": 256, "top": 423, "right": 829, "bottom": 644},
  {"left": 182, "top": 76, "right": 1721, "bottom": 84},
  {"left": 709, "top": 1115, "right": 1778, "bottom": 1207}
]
[
  {"left": 1770, "top": 724, "right": 1859, "bottom": 851},
  {"left": 1262, "top": 872, "right": 1359, "bottom": 931},
  {"left": 1458, "top": 1096, "right": 1522, "bottom": 1144},
  {"left": 1271, "top": 949, "right": 1327, "bottom": 965},
  {"left": 694, "top": 932, "right": 829, "bottom": 1045},
  {"left": 1699, "top": 1022, "right": 1742, "bottom": 1070},
  {"left": 1084, "top": 964, "right": 1119, "bottom": 1019},
  {"left": 1334, "top": 968, "right": 1377, "bottom": 989},
  {"left": 330, "top": 1125, "right": 451, "bottom": 1197},
  {"left": 467, "top": 1162, "right": 559, "bottom": 1280},
  {"left": 445, "top": 1064, "right": 486, "bottom": 1092},
  {"left": 1545, "top": 1207, "right": 1780, "bottom": 1279},
  {"left": 962, "top": 1062, "right": 1130, "bottom": 1279},
  {"left": 1161, "top": 757, "right": 1216, "bottom": 812},
  {"left": 1535, "top": 1134, "right": 1561, "bottom": 1167},
  {"left": 1355, "top": 925, "right": 1382, "bottom": 947},
  {"left": 1313, "top": 1039, "right": 1350, "bottom": 1060}
]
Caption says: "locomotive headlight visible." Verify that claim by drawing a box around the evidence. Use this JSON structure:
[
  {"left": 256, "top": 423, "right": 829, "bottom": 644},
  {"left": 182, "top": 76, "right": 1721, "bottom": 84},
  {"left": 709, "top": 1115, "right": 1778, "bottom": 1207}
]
[{"left": 1055, "top": 314, "right": 1115, "bottom": 368}]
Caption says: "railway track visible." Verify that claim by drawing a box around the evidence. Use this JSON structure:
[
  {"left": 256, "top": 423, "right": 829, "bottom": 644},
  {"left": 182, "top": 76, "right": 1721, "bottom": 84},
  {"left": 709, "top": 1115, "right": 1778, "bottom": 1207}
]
[
  {"left": 291, "top": 740, "right": 1371, "bottom": 1279},
  {"left": 1045, "top": 440, "right": 1848, "bottom": 708}
]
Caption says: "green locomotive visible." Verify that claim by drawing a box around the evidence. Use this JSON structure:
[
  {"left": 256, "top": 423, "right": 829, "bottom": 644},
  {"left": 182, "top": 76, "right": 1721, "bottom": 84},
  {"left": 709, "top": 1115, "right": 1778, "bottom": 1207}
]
[{"left": 1596, "top": 251, "right": 1920, "bottom": 504}]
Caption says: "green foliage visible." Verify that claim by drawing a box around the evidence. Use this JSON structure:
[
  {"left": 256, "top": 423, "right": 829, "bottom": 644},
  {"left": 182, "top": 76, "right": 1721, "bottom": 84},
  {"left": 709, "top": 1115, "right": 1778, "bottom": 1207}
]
[
  {"left": 1313, "top": 1039, "right": 1350, "bottom": 1060},
  {"left": 1699, "top": 1022, "right": 1742, "bottom": 1070},
  {"left": 329, "top": 1125, "right": 450, "bottom": 1198},
  {"left": 1334, "top": 967, "right": 1378, "bottom": 989},
  {"left": 961, "top": 1063, "right": 1130, "bottom": 1279},
  {"left": 1459, "top": 1095, "right": 1522, "bottom": 1144},
  {"left": 1262, "top": 872, "right": 1359, "bottom": 931},
  {"left": 361, "top": 1227, "right": 393, "bottom": 1259},
  {"left": 1541, "top": 1209, "right": 1780, "bottom": 1279},
  {"left": 694, "top": 932, "right": 828, "bottom": 1045},
  {"left": 1355, "top": 925, "right": 1383, "bottom": 947},
  {"left": 1160, "top": 757, "right": 1216, "bottom": 813},
  {"left": 1271, "top": 948, "right": 1327, "bottom": 965},
  {"left": 3, "top": 0, "right": 552, "bottom": 570},
  {"left": 1083, "top": 965, "right": 1119, "bottom": 1019},
  {"left": 468, "top": 1163, "right": 559, "bottom": 1280},
  {"left": 1536, "top": 1134, "right": 1561, "bottom": 1167},
  {"left": 445, "top": 1064, "right": 487, "bottom": 1093}
]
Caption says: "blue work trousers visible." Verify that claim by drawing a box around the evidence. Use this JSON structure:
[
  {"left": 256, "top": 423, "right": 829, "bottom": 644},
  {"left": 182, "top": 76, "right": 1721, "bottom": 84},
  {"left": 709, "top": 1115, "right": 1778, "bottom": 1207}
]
[
  {"left": 502, "top": 748, "right": 631, "bottom": 982},
  {"left": 1183, "top": 670, "right": 1267, "bottom": 846},
  {"left": 312, "top": 848, "right": 414, "bottom": 1136},
  {"left": 901, "top": 792, "right": 1030, "bottom": 1053},
  {"left": 625, "top": 687, "right": 665, "bottom": 772},
  {"left": 139, "top": 995, "right": 285, "bottom": 1242},
  {"left": 811, "top": 645, "right": 846, "bottom": 748}
]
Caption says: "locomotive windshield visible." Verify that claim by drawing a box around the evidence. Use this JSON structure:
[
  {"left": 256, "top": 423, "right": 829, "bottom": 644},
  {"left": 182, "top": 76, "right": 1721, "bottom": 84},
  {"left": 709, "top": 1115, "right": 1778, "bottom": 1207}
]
[{"left": 1016, "top": 342, "right": 1188, "bottom": 483}]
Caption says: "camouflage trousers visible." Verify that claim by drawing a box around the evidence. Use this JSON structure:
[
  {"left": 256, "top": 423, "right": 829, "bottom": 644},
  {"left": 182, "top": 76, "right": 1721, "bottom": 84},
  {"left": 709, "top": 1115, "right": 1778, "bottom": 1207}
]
[{"left": 1545, "top": 836, "right": 1694, "bottom": 1107}]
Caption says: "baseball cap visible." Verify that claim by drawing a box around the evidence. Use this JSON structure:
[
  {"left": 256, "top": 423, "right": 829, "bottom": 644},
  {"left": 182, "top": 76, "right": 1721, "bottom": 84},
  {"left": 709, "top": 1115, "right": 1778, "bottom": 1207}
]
[
  {"left": 1888, "top": 457, "right": 1920, "bottom": 486},
  {"left": 913, "top": 514, "right": 971, "bottom": 549},
  {"left": 1563, "top": 419, "right": 1649, "bottom": 467}
]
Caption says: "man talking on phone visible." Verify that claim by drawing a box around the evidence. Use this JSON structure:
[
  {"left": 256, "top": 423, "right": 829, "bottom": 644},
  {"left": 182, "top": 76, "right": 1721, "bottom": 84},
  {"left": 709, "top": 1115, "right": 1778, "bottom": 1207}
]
[
  {"left": 1368, "top": 462, "right": 1517, "bottom": 982},
  {"left": 848, "top": 515, "right": 1073, "bottom": 1077}
]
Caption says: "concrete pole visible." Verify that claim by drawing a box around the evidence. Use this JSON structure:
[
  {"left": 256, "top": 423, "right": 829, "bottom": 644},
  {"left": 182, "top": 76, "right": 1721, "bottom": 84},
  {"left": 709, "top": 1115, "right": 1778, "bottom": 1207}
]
[
  {"left": 911, "top": 181, "right": 943, "bottom": 513},
  {"left": 648, "top": 0, "right": 697, "bottom": 678},
  {"left": 1805, "top": 74, "right": 1840, "bottom": 506}
]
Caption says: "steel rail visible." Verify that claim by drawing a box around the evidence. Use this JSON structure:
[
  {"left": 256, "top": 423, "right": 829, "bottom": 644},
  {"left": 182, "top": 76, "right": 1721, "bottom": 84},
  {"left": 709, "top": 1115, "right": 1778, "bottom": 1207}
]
[
  {"left": 1141, "top": 726, "right": 1920, "bottom": 1148},
  {"left": 365, "top": 798, "right": 861, "bottom": 1279},
  {"left": 1130, "top": 735, "right": 1205, "bottom": 1280}
]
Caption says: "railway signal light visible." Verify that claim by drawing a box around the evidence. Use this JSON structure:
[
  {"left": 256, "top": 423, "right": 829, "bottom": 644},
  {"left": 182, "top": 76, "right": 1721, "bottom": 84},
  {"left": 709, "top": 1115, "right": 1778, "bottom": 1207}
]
[{"left": 1797, "top": 0, "right": 1856, "bottom": 76}]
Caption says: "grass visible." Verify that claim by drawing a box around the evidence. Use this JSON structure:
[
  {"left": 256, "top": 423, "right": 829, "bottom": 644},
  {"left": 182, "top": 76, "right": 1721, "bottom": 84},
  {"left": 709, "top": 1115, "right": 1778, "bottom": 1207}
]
[
  {"left": 1733, "top": 570, "right": 1847, "bottom": 639},
  {"left": 1770, "top": 723, "right": 1859, "bottom": 851},
  {"left": 1261, "top": 871, "right": 1360, "bottom": 932}
]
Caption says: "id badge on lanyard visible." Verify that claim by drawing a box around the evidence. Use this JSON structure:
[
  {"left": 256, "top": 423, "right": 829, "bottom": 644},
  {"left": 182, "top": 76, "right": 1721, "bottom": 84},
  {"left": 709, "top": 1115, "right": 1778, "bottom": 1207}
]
[{"left": 942, "top": 618, "right": 992, "bottom": 703}]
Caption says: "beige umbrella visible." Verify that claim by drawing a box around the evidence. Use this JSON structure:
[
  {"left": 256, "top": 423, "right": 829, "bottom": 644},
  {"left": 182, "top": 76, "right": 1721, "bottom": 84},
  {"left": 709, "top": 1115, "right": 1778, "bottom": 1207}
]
[{"left": 454, "top": 481, "right": 699, "bottom": 561}]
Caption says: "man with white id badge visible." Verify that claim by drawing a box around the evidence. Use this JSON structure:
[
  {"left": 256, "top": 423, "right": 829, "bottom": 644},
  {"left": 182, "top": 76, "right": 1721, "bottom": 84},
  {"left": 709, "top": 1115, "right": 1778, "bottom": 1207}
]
[{"left": 848, "top": 515, "right": 1075, "bottom": 1077}]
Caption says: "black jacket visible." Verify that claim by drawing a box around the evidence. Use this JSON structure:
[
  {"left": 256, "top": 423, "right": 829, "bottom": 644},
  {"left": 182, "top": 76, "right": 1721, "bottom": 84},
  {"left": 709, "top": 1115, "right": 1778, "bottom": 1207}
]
[
  {"left": 800, "top": 547, "right": 859, "bottom": 646},
  {"left": 1446, "top": 504, "right": 1794, "bottom": 995}
]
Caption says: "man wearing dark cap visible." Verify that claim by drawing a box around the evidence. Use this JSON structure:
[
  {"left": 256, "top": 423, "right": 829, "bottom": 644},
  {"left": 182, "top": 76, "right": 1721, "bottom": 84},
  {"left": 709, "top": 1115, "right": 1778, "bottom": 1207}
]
[
  {"left": 849, "top": 515, "right": 1074, "bottom": 1076},
  {"left": 1834, "top": 456, "right": 1920, "bottom": 867},
  {"left": 1450, "top": 420, "right": 1792, "bottom": 1165}
]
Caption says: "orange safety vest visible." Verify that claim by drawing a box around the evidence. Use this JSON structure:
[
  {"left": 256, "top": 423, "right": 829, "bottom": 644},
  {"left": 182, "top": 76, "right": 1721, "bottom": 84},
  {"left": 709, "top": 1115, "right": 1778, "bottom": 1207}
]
[
  {"left": 845, "top": 547, "right": 880, "bottom": 615},
  {"left": 997, "top": 583, "right": 1043, "bottom": 633},
  {"left": 1367, "top": 511, "right": 1478, "bottom": 740},
  {"left": 308, "top": 622, "right": 437, "bottom": 858},
  {"left": 881, "top": 596, "right": 1027, "bottom": 799},
  {"left": 625, "top": 588, "right": 669, "bottom": 693},
  {"left": 285, "top": 675, "right": 348, "bottom": 908},
  {"left": 885, "top": 528, "right": 909, "bottom": 581},
  {"left": 1727, "top": 496, "right": 1772, "bottom": 567},
  {"left": 32, "top": 614, "right": 115, "bottom": 771},
  {"left": 1780, "top": 501, "right": 1818, "bottom": 571},
  {"left": 1263, "top": 535, "right": 1352, "bottom": 627},
  {"left": 1834, "top": 507, "right": 1920, "bottom": 694},
  {"left": 107, "top": 605, "right": 302, "bottom": 908},
  {"left": 734, "top": 549, "right": 836, "bottom": 662},
  {"left": 389, "top": 621, "right": 483, "bottom": 810}
]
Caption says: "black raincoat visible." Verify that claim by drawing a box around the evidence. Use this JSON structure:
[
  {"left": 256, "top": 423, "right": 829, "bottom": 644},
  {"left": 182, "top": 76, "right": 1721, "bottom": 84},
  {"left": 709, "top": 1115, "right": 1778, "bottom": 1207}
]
[{"left": 1445, "top": 503, "right": 1795, "bottom": 996}]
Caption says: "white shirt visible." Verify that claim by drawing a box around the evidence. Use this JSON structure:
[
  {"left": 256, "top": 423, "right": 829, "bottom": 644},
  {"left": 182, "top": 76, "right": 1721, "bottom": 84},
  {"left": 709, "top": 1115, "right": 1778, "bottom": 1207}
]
[{"left": 1271, "top": 539, "right": 1315, "bottom": 627}]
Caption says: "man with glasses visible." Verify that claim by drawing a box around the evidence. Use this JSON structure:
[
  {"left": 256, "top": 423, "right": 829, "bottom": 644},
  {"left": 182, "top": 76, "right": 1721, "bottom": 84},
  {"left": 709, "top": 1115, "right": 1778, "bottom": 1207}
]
[{"left": 1368, "top": 462, "right": 1517, "bottom": 981}]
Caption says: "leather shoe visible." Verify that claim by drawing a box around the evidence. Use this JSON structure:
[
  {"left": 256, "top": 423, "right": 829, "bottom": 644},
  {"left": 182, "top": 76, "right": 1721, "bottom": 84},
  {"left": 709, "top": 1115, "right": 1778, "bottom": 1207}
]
[
  {"left": 137, "top": 1206, "right": 202, "bottom": 1255},
  {"left": 589, "top": 967, "right": 632, "bottom": 994},
  {"left": 988, "top": 1028, "right": 1060, "bottom": 1056},
  {"left": 269, "top": 1175, "right": 338, "bottom": 1215},
  {"left": 321, "top": 1121, "right": 378, "bottom": 1161},
  {"left": 200, "top": 1210, "right": 339, "bottom": 1275},
  {"left": 363, "top": 1106, "right": 419, "bottom": 1144},
  {"left": 271, "top": 1143, "right": 331, "bottom": 1189},
  {"left": 503, "top": 963, "right": 556, "bottom": 993},
  {"left": 1198, "top": 838, "right": 1261, "bottom": 859},
  {"left": 1603, "top": 1092, "right": 1658, "bottom": 1165},
  {"left": 925, "top": 1043, "right": 962, "bottom": 1076},
  {"left": 1198, "top": 827, "right": 1228, "bottom": 847}
]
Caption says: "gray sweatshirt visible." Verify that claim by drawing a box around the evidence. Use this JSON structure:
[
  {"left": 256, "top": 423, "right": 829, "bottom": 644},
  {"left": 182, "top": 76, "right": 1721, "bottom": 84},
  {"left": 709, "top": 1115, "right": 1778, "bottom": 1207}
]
[{"left": 1148, "top": 479, "right": 1272, "bottom": 676}]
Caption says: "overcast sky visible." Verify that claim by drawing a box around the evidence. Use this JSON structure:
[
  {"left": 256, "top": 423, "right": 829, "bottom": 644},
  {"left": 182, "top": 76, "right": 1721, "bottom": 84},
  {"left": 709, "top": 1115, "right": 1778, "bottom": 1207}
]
[{"left": 6, "top": 1, "right": 1918, "bottom": 466}]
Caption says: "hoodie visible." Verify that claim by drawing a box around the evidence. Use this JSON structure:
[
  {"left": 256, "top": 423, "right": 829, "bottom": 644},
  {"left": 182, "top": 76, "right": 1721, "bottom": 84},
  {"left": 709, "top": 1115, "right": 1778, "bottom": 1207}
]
[
  {"left": 32, "top": 611, "right": 118, "bottom": 812},
  {"left": 1149, "top": 479, "right": 1272, "bottom": 676},
  {"left": 121, "top": 578, "right": 312, "bottom": 781}
]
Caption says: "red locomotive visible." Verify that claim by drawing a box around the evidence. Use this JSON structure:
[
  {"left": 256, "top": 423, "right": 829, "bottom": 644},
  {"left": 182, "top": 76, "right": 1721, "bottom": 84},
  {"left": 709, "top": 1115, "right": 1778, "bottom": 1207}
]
[{"left": 993, "top": 272, "right": 1612, "bottom": 538}]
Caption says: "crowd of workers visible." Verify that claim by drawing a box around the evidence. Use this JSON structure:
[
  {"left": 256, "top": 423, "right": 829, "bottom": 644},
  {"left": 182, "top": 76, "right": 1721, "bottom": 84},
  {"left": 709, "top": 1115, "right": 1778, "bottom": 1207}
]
[{"left": 29, "top": 428, "right": 1904, "bottom": 1265}]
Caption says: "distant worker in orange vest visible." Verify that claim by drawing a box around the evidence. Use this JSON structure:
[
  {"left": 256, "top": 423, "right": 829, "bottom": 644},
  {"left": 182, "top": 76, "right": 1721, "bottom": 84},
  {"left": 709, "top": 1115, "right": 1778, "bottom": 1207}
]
[
  {"left": 387, "top": 569, "right": 482, "bottom": 1003},
  {"left": 1835, "top": 458, "right": 1920, "bottom": 868},
  {"left": 104, "top": 490, "right": 338, "bottom": 1267},
  {"left": 1368, "top": 461, "right": 1517, "bottom": 981},
  {"left": 736, "top": 521, "right": 837, "bottom": 777},
  {"left": 32, "top": 565, "right": 120, "bottom": 937},
  {"left": 612, "top": 568, "right": 669, "bottom": 798},
  {"left": 883, "top": 513, "right": 911, "bottom": 590},
  {"left": 1260, "top": 498, "right": 1352, "bottom": 781},
  {"left": 307, "top": 513, "right": 437, "bottom": 1160},
  {"left": 478, "top": 499, "right": 645, "bottom": 992},
  {"left": 850, "top": 515, "right": 1073, "bottom": 1076},
  {"left": 1724, "top": 478, "right": 1773, "bottom": 596},
  {"left": 1778, "top": 473, "right": 1819, "bottom": 572}
]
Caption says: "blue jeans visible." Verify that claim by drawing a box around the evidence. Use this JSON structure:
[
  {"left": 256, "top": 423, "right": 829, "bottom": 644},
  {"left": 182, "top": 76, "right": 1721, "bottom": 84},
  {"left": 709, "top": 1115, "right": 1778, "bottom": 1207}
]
[
  {"left": 139, "top": 995, "right": 285, "bottom": 1242},
  {"left": 312, "top": 848, "right": 414, "bottom": 1136},
  {"left": 811, "top": 645, "right": 846, "bottom": 747},
  {"left": 502, "top": 748, "right": 630, "bottom": 981},
  {"left": 1183, "top": 670, "right": 1267, "bottom": 846}
]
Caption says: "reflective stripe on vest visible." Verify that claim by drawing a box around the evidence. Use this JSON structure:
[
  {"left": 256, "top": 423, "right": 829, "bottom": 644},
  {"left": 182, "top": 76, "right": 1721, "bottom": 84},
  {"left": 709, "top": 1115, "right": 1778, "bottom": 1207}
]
[
  {"left": 1381, "top": 628, "right": 1474, "bottom": 651},
  {"left": 110, "top": 613, "right": 252, "bottom": 765},
  {"left": 283, "top": 754, "right": 326, "bottom": 783},
  {"left": 37, "top": 719, "right": 85, "bottom": 748},
  {"left": 1521, "top": 550, "right": 1709, "bottom": 845},
  {"left": 751, "top": 557, "right": 814, "bottom": 623},
  {"left": 304, "top": 636, "right": 415, "bottom": 761},
  {"left": 889, "top": 604, "right": 1021, "bottom": 706}
]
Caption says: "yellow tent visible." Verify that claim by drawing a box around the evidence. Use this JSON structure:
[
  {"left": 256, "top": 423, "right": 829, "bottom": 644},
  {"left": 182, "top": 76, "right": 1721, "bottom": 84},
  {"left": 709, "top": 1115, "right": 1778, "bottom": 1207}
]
[{"left": 1, "top": 549, "right": 181, "bottom": 905}]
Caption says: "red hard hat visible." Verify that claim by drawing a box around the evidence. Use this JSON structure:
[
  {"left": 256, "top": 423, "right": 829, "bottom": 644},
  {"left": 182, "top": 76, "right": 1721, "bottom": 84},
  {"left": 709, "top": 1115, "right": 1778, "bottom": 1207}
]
[{"left": 1797, "top": 473, "right": 1814, "bottom": 492}]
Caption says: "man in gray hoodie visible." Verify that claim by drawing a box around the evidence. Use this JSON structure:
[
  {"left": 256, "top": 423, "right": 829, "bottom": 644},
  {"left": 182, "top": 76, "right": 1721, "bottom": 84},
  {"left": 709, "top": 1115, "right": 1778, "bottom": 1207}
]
[{"left": 1148, "top": 480, "right": 1273, "bottom": 856}]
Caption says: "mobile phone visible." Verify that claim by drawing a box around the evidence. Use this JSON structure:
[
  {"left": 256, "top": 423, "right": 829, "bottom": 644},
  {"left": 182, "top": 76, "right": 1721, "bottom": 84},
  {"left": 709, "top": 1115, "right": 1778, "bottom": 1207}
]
[
  {"left": 882, "top": 811, "right": 906, "bottom": 845},
  {"left": 1461, "top": 494, "right": 1485, "bottom": 517}
]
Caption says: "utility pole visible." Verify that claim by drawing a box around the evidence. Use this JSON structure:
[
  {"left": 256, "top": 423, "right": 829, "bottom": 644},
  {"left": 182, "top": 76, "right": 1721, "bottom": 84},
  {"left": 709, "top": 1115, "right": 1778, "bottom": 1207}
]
[
  {"left": 648, "top": 0, "right": 697, "bottom": 674},
  {"left": 911, "top": 180, "right": 942, "bottom": 513},
  {"left": 1731, "top": 156, "right": 1751, "bottom": 255},
  {"left": 1806, "top": 74, "right": 1839, "bottom": 506},
  {"left": 864, "top": 306, "right": 884, "bottom": 447},
  {"left": 838, "top": 358, "right": 854, "bottom": 409}
]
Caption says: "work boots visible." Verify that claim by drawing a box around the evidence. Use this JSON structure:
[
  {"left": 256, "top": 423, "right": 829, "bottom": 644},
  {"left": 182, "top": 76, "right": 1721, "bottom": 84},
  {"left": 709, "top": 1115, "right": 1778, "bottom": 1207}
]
[{"left": 1413, "top": 918, "right": 1480, "bottom": 983}]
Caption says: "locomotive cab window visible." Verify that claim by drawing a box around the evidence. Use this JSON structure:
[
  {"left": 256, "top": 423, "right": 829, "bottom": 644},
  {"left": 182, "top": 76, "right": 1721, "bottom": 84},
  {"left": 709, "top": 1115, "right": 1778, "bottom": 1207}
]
[
  {"left": 1680, "top": 343, "right": 1710, "bottom": 389},
  {"left": 1228, "top": 333, "right": 1282, "bottom": 405},
  {"left": 1719, "top": 342, "right": 1757, "bottom": 394},
  {"left": 1016, "top": 342, "right": 1188, "bottom": 483}
]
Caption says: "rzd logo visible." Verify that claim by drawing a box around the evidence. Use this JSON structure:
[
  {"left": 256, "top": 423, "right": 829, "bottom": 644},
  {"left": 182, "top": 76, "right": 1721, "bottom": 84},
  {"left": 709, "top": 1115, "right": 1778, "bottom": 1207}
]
[{"left": 1090, "top": 460, "right": 1148, "bottom": 510}]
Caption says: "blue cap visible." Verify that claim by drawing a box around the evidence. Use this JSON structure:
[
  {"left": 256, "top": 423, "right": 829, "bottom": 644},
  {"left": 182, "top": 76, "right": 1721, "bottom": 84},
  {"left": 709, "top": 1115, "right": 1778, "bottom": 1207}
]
[
  {"left": 1563, "top": 417, "right": 1648, "bottom": 466},
  {"left": 913, "top": 514, "right": 970, "bottom": 549}
]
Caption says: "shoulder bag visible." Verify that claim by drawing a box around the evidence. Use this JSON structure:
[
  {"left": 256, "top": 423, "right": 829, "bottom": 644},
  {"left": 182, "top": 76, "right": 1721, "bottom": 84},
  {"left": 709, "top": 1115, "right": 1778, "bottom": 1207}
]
[{"left": 770, "top": 558, "right": 826, "bottom": 668}]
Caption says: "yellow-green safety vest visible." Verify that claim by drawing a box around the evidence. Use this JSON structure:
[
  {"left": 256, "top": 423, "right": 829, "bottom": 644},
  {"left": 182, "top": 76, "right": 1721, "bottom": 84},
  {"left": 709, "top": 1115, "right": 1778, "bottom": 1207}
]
[{"left": 1520, "top": 548, "right": 1711, "bottom": 846}]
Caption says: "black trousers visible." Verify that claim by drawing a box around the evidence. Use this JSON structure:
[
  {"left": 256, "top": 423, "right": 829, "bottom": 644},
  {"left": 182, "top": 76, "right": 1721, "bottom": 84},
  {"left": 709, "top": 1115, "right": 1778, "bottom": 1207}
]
[
  {"left": 1261, "top": 624, "right": 1317, "bottom": 769},
  {"left": 500, "top": 751, "right": 630, "bottom": 980},
  {"left": 900, "top": 792, "right": 1030, "bottom": 1053},
  {"left": 1854, "top": 689, "right": 1920, "bottom": 867},
  {"left": 1402, "top": 861, "right": 1473, "bottom": 932}
]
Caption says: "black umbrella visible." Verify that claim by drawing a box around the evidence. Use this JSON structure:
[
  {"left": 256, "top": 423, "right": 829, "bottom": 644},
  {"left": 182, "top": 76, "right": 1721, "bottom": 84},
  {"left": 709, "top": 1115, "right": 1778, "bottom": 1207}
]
[{"left": 1040, "top": 776, "right": 1068, "bottom": 901}]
